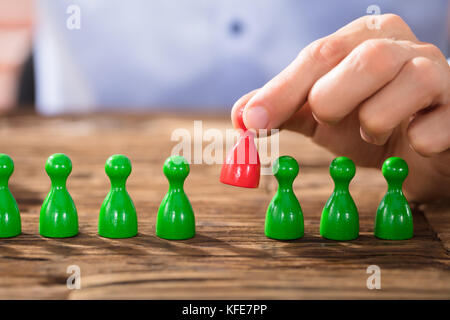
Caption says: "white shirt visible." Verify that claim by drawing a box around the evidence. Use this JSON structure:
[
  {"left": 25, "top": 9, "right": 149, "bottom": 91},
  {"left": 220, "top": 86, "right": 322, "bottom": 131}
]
[{"left": 34, "top": 0, "right": 449, "bottom": 115}]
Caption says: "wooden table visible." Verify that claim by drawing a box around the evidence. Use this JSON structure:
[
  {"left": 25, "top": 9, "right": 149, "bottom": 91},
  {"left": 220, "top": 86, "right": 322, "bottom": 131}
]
[{"left": 0, "top": 112, "right": 448, "bottom": 299}]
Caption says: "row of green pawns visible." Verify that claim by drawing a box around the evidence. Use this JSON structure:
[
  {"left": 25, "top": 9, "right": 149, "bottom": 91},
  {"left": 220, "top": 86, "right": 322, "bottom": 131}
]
[
  {"left": 0, "top": 153, "right": 194, "bottom": 240},
  {"left": 0, "top": 153, "right": 412, "bottom": 241},
  {"left": 266, "top": 156, "right": 412, "bottom": 240}
]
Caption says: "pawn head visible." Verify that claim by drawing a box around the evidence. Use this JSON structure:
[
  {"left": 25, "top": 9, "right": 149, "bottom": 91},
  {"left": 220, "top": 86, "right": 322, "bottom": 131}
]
[
  {"left": 272, "top": 156, "right": 299, "bottom": 182},
  {"left": 163, "top": 155, "right": 190, "bottom": 182},
  {"left": 45, "top": 153, "right": 72, "bottom": 178},
  {"left": 105, "top": 154, "right": 132, "bottom": 180},
  {"left": 382, "top": 157, "right": 408, "bottom": 183},
  {"left": 329, "top": 157, "right": 355, "bottom": 182},
  {"left": 0, "top": 154, "right": 14, "bottom": 179}
]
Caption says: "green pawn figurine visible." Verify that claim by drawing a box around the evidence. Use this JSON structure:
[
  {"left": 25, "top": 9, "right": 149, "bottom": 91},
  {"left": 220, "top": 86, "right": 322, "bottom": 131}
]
[
  {"left": 265, "top": 156, "right": 304, "bottom": 240},
  {"left": 156, "top": 155, "right": 195, "bottom": 240},
  {"left": 40, "top": 153, "right": 78, "bottom": 238},
  {"left": 98, "top": 155, "right": 138, "bottom": 238},
  {"left": 320, "top": 157, "right": 359, "bottom": 240},
  {"left": 0, "top": 154, "right": 21, "bottom": 238},
  {"left": 374, "top": 157, "right": 413, "bottom": 240}
]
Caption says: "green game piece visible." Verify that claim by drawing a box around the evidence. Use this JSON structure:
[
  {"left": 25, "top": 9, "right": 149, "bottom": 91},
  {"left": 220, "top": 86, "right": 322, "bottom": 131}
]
[
  {"left": 374, "top": 157, "right": 413, "bottom": 240},
  {"left": 39, "top": 153, "right": 78, "bottom": 238},
  {"left": 156, "top": 155, "right": 195, "bottom": 240},
  {"left": 0, "top": 154, "right": 21, "bottom": 238},
  {"left": 265, "top": 156, "right": 304, "bottom": 240},
  {"left": 98, "top": 155, "right": 138, "bottom": 238},
  {"left": 320, "top": 157, "right": 359, "bottom": 241}
]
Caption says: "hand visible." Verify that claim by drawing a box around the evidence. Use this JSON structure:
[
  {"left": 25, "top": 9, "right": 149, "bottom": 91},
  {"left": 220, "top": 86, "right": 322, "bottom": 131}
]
[{"left": 232, "top": 14, "right": 450, "bottom": 202}]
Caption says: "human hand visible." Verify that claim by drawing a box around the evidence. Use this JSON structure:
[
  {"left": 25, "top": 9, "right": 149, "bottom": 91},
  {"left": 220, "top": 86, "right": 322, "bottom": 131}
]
[{"left": 232, "top": 14, "right": 450, "bottom": 202}]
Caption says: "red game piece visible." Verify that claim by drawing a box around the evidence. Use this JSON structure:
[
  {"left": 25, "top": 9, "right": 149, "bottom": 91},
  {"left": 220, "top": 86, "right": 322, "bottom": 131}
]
[{"left": 220, "top": 105, "right": 261, "bottom": 188}]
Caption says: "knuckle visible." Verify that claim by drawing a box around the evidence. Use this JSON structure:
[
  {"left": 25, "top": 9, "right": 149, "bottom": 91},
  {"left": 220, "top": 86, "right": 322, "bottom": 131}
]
[
  {"left": 421, "top": 43, "right": 445, "bottom": 60},
  {"left": 407, "top": 57, "right": 442, "bottom": 97},
  {"left": 368, "top": 14, "right": 416, "bottom": 40},
  {"left": 308, "top": 85, "right": 339, "bottom": 123},
  {"left": 407, "top": 123, "right": 435, "bottom": 157},
  {"left": 358, "top": 106, "right": 386, "bottom": 136},
  {"left": 308, "top": 87, "right": 326, "bottom": 121},
  {"left": 307, "top": 36, "right": 346, "bottom": 67},
  {"left": 308, "top": 94, "right": 333, "bottom": 123},
  {"left": 379, "top": 13, "right": 408, "bottom": 30},
  {"left": 352, "top": 39, "right": 399, "bottom": 75}
]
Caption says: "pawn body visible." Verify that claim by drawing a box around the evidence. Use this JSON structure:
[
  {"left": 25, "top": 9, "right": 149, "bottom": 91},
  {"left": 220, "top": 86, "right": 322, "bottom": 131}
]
[
  {"left": 375, "top": 157, "right": 413, "bottom": 240},
  {"left": 156, "top": 156, "right": 195, "bottom": 240},
  {"left": 98, "top": 155, "right": 138, "bottom": 238},
  {"left": 220, "top": 131, "right": 260, "bottom": 188},
  {"left": 0, "top": 154, "right": 21, "bottom": 238},
  {"left": 40, "top": 154, "right": 78, "bottom": 238},
  {"left": 265, "top": 156, "right": 304, "bottom": 240},
  {"left": 220, "top": 104, "right": 260, "bottom": 188},
  {"left": 320, "top": 157, "right": 359, "bottom": 241}
]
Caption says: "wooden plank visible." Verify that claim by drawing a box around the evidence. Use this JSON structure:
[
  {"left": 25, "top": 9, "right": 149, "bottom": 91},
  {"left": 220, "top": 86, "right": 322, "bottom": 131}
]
[
  {"left": 0, "top": 112, "right": 448, "bottom": 299},
  {"left": 421, "top": 202, "right": 450, "bottom": 253}
]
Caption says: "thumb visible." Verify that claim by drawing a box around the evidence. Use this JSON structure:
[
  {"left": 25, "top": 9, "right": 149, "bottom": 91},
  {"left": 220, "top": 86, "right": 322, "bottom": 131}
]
[
  {"left": 231, "top": 89, "right": 258, "bottom": 130},
  {"left": 242, "top": 53, "right": 316, "bottom": 131}
]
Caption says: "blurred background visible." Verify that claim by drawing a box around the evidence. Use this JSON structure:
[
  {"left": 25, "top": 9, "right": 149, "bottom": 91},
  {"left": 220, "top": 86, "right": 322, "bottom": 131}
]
[{"left": 1, "top": 0, "right": 449, "bottom": 115}]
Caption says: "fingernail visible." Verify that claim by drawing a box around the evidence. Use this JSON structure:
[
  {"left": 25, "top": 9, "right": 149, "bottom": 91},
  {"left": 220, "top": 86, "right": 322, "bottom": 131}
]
[
  {"left": 360, "top": 127, "right": 375, "bottom": 144},
  {"left": 312, "top": 112, "right": 326, "bottom": 125},
  {"left": 244, "top": 106, "right": 269, "bottom": 130}
]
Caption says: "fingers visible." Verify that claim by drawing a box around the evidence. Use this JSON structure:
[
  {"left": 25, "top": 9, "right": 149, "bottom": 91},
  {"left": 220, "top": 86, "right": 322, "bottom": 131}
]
[
  {"left": 309, "top": 39, "right": 418, "bottom": 124},
  {"left": 241, "top": 14, "right": 417, "bottom": 131},
  {"left": 358, "top": 56, "right": 449, "bottom": 145},
  {"left": 407, "top": 104, "right": 450, "bottom": 157},
  {"left": 231, "top": 89, "right": 258, "bottom": 129},
  {"left": 280, "top": 101, "right": 318, "bottom": 137}
]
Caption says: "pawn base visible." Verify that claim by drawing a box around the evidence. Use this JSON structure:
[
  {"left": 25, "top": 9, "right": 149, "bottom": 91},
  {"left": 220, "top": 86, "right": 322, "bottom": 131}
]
[
  {"left": 220, "top": 163, "right": 260, "bottom": 188},
  {"left": 156, "top": 231, "right": 195, "bottom": 241},
  {"left": 265, "top": 233, "right": 303, "bottom": 241},
  {"left": 40, "top": 232, "right": 78, "bottom": 238},
  {"left": 320, "top": 232, "right": 359, "bottom": 241},
  {"left": 265, "top": 228, "right": 303, "bottom": 241},
  {"left": 374, "top": 231, "right": 413, "bottom": 240},
  {"left": 0, "top": 230, "right": 21, "bottom": 238},
  {"left": 98, "top": 231, "right": 138, "bottom": 239}
]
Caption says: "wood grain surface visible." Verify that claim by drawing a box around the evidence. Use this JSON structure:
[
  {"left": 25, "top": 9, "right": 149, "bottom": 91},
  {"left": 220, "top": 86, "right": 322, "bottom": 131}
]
[{"left": 0, "top": 112, "right": 448, "bottom": 299}]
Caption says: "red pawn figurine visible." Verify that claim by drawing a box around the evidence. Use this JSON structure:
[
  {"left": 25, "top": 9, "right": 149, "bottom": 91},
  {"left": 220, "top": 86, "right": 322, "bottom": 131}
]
[{"left": 220, "top": 104, "right": 261, "bottom": 188}]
